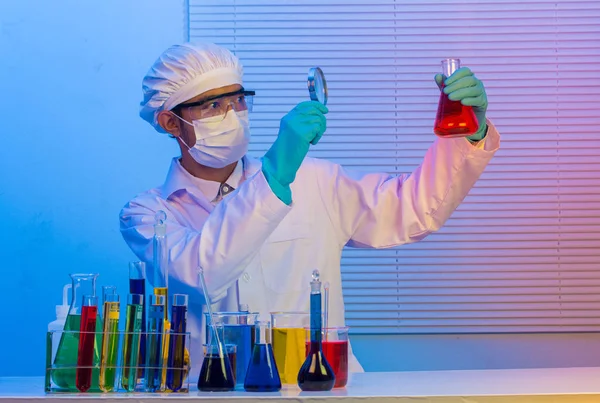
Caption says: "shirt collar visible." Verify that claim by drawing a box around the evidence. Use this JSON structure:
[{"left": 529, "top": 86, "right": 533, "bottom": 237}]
[
  {"left": 199, "top": 158, "right": 244, "bottom": 203},
  {"left": 160, "top": 156, "right": 260, "bottom": 201}
]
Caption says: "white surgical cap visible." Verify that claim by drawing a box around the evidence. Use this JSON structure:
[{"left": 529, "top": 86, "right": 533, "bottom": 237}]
[{"left": 140, "top": 42, "right": 243, "bottom": 132}]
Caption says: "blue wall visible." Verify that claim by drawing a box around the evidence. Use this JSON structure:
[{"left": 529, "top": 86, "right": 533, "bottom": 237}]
[{"left": 0, "top": 0, "right": 183, "bottom": 376}]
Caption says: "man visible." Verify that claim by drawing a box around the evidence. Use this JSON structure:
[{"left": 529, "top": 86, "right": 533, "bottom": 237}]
[{"left": 120, "top": 42, "right": 499, "bottom": 377}]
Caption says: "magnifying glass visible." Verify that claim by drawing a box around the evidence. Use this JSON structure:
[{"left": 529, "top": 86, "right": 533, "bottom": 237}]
[{"left": 307, "top": 67, "right": 328, "bottom": 106}]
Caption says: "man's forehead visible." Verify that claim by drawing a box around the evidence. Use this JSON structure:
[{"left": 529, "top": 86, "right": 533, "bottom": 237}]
[{"left": 185, "top": 84, "right": 242, "bottom": 104}]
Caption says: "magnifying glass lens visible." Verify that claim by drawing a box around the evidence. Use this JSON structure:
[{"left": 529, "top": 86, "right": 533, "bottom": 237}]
[{"left": 308, "top": 67, "right": 328, "bottom": 106}]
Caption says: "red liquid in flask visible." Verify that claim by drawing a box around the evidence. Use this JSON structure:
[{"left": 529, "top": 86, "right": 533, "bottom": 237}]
[
  {"left": 305, "top": 340, "right": 348, "bottom": 388},
  {"left": 76, "top": 305, "right": 98, "bottom": 392},
  {"left": 433, "top": 83, "right": 479, "bottom": 138}
]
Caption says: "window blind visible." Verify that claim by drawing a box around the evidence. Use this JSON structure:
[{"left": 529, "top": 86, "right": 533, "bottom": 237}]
[{"left": 189, "top": 0, "right": 600, "bottom": 334}]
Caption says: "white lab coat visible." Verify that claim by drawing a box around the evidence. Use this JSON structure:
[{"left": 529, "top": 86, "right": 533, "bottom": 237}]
[{"left": 120, "top": 121, "right": 500, "bottom": 379}]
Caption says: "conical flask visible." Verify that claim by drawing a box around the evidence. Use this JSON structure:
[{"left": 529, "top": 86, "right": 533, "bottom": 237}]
[
  {"left": 197, "top": 324, "right": 236, "bottom": 392},
  {"left": 297, "top": 270, "right": 335, "bottom": 391},
  {"left": 433, "top": 58, "right": 479, "bottom": 138},
  {"left": 205, "top": 311, "right": 258, "bottom": 385},
  {"left": 244, "top": 321, "right": 281, "bottom": 392},
  {"left": 52, "top": 273, "right": 102, "bottom": 391}
]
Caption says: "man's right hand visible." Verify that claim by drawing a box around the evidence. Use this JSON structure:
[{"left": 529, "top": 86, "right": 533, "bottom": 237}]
[{"left": 262, "top": 101, "right": 328, "bottom": 204}]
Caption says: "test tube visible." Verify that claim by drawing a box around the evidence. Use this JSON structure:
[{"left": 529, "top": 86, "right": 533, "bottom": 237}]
[
  {"left": 120, "top": 294, "right": 143, "bottom": 392},
  {"left": 102, "top": 286, "right": 117, "bottom": 301},
  {"left": 166, "top": 294, "right": 188, "bottom": 392},
  {"left": 144, "top": 295, "right": 165, "bottom": 392},
  {"left": 153, "top": 212, "right": 169, "bottom": 386},
  {"left": 153, "top": 212, "right": 169, "bottom": 321},
  {"left": 101, "top": 286, "right": 116, "bottom": 319},
  {"left": 76, "top": 295, "right": 98, "bottom": 392},
  {"left": 156, "top": 287, "right": 170, "bottom": 386},
  {"left": 99, "top": 294, "right": 119, "bottom": 392},
  {"left": 129, "top": 261, "right": 147, "bottom": 379}
]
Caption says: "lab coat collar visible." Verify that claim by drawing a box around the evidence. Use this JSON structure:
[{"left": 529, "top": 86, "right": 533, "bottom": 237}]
[{"left": 159, "top": 155, "right": 262, "bottom": 200}]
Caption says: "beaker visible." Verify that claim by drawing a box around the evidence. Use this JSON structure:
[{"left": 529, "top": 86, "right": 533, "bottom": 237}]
[
  {"left": 205, "top": 311, "right": 258, "bottom": 385},
  {"left": 76, "top": 295, "right": 98, "bottom": 392},
  {"left": 244, "top": 321, "right": 281, "bottom": 392},
  {"left": 197, "top": 324, "right": 236, "bottom": 392},
  {"left": 305, "top": 327, "right": 349, "bottom": 388},
  {"left": 271, "top": 311, "right": 309, "bottom": 384},
  {"left": 433, "top": 58, "right": 479, "bottom": 138},
  {"left": 129, "top": 261, "right": 147, "bottom": 380},
  {"left": 52, "top": 273, "right": 102, "bottom": 391}
]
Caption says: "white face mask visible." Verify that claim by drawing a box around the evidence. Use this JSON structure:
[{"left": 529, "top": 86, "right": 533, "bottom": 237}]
[{"left": 175, "top": 110, "right": 250, "bottom": 168}]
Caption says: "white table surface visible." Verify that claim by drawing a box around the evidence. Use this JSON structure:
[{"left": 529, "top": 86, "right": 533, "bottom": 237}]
[{"left": 2, "top": 367, "right": 600, "bottom": 402}]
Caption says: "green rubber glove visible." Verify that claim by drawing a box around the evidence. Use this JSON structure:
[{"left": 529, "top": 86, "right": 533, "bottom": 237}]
[
  {"left": 435, "top": 67, "right": 488, "bottom": 142},
  {"left": 262, "top": 101, "right": 328, "bottom": 205}
]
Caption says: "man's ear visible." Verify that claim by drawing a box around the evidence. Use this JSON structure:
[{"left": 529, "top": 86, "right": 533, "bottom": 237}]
[{"left": 157, "top": 110, "right": 183, "bottom": 138}]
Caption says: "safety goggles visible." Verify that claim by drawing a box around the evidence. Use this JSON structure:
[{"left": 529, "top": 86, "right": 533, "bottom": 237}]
[{"left": 176, "top": 89, "right": 255, "bottom": 121}]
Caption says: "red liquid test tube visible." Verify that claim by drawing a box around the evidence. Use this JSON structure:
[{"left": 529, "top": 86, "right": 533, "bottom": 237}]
[{"left": 76, "top": 295, "right": 98, "bottom": 392}]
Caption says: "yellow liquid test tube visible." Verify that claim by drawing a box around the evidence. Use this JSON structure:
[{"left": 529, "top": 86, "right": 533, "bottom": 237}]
[
  {"left": 99, "top": 296, "right": 120, "bottom": 392},
  {"left": 153, "top": 288, "right": 169, "bottom": 321},
  {"left": 153, "top": 287, "right": 170, "bottom": 387}
]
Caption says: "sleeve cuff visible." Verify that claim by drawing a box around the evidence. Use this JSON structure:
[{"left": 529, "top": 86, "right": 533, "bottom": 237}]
[
  {"left": 250, "top": 168, "right": 293, "bottom": 216},
  {"left": 261, "top": 166, "right": 292, "bottom": 205},
  {"left": 459, "top": 118, "right": 500, "bottom": 154}
]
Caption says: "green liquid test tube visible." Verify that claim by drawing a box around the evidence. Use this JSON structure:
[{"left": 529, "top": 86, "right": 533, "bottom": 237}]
[
  {"left": 120, "top": 294, "right": 143, "bottom": 392},
  {"left": 99, "top": 295, "right": 120, "bottom": 392}
]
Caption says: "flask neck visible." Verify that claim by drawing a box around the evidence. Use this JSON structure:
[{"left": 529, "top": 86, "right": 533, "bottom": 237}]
[
  {"left": 308, "top": 339, "right": 323, "bottom": 353},
  {"left": 254, "top": 321, "right": 272, "bottom": 345},
  {"left": 310, "top": 292, "right": 323, "bottom": 343},
  {"left": 442, "top": 58, "right": 461, "bottom": 77}
]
